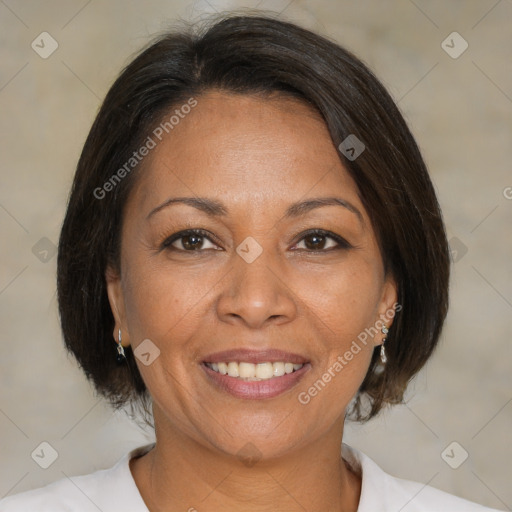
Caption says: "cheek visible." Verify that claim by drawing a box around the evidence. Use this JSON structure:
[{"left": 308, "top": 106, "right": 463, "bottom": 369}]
[
  {"left": 121, "top": 256, "right": 218, "bottom": 347},
  {"left": 301, "top": 267, "right": 378, "bottom": 414},
  {"left": 302, "top": 258, "right": 382, "bottom": 395},
  {"left": 307, "top": 259, "right": 383, "bottom": 338}
]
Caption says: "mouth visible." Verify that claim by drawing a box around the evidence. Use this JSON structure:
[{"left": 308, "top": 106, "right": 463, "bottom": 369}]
[
  {"left": 204, "top": 361, "right": 305, "bottom": 380},
  {"left": 200, "top": 349, "right": 311, "bottom": 399}
]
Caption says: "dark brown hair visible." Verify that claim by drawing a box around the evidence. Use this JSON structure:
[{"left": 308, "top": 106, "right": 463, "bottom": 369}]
[{"left": 57, "top": 13, "right": 450, "bottom": 423}]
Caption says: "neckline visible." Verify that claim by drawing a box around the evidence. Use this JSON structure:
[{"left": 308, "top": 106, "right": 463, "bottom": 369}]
[
  {"left": 122, "top": 442, "right": 366, "bottom": 511},
  {"left": 119, "top": 442, "right": 156, "bottom": 511}
]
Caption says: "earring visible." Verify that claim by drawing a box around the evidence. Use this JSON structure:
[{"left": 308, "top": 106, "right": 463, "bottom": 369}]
[
  {"left": 380, "top": 325, "right": 389, "bottom": 364},
  {"left": 116, "top": 328, "right": 126, "bottom": 364}
]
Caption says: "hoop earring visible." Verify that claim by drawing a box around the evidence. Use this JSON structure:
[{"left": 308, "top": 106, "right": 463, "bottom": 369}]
[
  {"left": 116, "top": 328, "right": 126, "bottom": 364},
  {"left": 380, "top": 325, "right": 389, "bottom": 364}
]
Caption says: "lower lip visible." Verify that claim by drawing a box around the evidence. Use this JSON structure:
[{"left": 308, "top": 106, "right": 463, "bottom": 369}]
[{"left": 201, "top": 363, "right": 311, "bottom": 400}]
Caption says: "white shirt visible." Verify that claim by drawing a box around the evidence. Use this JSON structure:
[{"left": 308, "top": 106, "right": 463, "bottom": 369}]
[{"left": 0, "top": 442, "right": 504, "bottom": 511}]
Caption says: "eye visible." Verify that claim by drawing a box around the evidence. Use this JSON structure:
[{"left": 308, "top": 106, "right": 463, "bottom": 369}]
[
  {"left": 162, "top": 229, "right": 220, "bottom": 252},
  {"left": 292, "top": 229, "right": 351, "bottom": 252},
  {"left": 161, "top": 228, "right": 351, "bottom": 253}
]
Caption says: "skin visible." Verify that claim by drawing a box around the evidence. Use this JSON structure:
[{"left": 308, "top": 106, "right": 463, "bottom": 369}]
[{"left": 106, "top": 90, "right": 397, "bottom": 511}]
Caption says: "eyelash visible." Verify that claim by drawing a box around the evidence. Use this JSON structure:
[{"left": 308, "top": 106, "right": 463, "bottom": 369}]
[{"left": 160, "top": 228, "right": 352, "bottom": 253}]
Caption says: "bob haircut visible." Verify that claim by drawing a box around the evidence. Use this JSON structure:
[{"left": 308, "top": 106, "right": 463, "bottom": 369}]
[{"left": 57, "top": 13, "right": 450, "bottom": 423}]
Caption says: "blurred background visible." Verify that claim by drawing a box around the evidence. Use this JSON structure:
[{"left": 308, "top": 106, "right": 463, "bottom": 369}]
[{"left": 0, "top": 0, "right": 511, "bottom": 509}]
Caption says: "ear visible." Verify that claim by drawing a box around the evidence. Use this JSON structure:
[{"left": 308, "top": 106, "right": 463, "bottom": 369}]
[
  {"left": 105, "top": 264, "right": 130, "bottom": 347},
  {"left": 374, "top": 273, "right": 399, "bottom": 344}
]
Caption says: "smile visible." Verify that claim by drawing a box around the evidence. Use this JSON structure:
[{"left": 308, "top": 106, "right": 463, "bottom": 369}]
[
  {"left": 204, "top": 361, "right": 304, "bottom": 380},
  {"left": 201, "top": 360, "right": 311, "bottom": 400}
]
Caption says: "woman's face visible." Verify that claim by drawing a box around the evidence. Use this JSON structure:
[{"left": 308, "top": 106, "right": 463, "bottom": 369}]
[{"left": 106, "top": 90, "right": 397, "bottom": 459}]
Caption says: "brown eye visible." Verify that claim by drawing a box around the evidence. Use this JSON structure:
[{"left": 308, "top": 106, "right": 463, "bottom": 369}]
[
  {"left": 178, "top": 233, "right": 204, "bottom": 250},
  {"left": 162, "top": 229, "right": 219, "bottom": 251},
  {"left": 293, "top": 229, "right": 351, "bottom": 252},
  {"left": 302, "top": 233, "right": 333, "bottom": 250}
]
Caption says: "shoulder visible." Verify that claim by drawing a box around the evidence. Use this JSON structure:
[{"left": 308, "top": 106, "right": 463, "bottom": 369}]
[
  {"left": 342, "top": 444, "right": 504, "bottom": 512},
  {"left": 380, "top": 471, "right": 502, "bottom": 511},
  {"left": 0, "top": 443, "right": 154, "bottom": 512},
  {"left": 0, "top": 471, "right": 100, "bottom": 512}
]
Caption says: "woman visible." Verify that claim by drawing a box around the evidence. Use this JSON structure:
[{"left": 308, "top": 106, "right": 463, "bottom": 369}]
[{"left": 0, "top": 13, "right": 504, "bottom": 512}]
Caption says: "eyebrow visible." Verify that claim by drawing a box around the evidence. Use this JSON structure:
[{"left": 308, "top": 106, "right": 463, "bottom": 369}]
[{"left": 146, "top": 196, "right": 364, "bottom": 225}]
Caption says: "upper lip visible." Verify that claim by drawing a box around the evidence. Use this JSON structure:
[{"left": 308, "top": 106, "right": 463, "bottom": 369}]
[{"left": 202, "top": 348, "right": 309, "bottom": 365}]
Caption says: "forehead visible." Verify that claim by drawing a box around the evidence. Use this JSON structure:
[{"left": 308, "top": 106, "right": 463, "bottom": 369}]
[{"left": 130, "top": 91, "right": 362, "bottom": 216}]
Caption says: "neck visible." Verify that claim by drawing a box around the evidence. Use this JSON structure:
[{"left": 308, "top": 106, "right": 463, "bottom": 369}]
[{"left": 130, "top": 410, "right": 361, "bottom": 512}]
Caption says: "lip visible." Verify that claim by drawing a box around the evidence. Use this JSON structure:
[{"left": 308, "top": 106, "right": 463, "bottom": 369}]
[
  {"left": 202, "top": 348, "right": 309, "bottom": 365},
  {"left": 201, "top": 362, "right": 312, "bottom": 400}
]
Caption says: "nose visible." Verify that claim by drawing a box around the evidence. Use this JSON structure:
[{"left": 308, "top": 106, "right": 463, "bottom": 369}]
[{"left": 216, "top": 245, "right": 297, "bottom": 329}]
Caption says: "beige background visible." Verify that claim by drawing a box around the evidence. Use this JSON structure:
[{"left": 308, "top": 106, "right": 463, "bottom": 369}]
[{"left": 0, "top": 0, "right": 511, "bottom": 509}]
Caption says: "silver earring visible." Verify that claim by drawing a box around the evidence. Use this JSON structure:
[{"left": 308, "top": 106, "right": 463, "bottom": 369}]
[
  {"left": 380, "top": 325, "right": 388, "bottom": 364},
  {"left": 116, "top": 328, "right": 126, "bottom": 364}
]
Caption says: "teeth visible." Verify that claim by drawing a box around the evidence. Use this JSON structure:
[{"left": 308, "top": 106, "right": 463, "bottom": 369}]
[
  {"left": 227, "top": 362, "right": 239, "bottom": 377},
  {"left": 273, "top": 362, "right": 285, "bottom": 377},
  {"left": 206, "top": 361, "right": 305, "bottom": 380}
]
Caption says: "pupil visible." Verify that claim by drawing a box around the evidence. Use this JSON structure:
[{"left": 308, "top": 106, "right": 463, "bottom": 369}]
[
  {"left": 306, "top": 234, "right": 324, "bottom": 250},
  {"left": 183, "top": 235, "right": 202, "bottom": 250}
]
